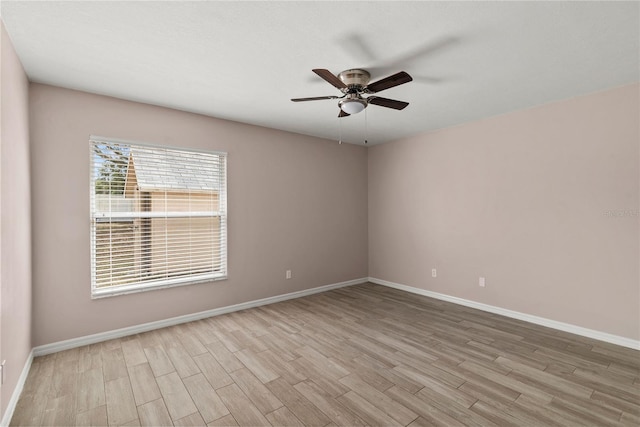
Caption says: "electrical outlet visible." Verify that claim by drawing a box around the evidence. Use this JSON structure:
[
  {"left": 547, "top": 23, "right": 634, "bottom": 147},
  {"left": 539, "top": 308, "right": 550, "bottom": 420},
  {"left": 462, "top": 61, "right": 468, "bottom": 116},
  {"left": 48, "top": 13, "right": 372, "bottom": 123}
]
[
  {"left": 479, "top": 277, "right": 486, "bottom": 287},
  {"left": 286, "top": 270, "right": 292, "bottom": 279},
  {"left": 431, "top": 268, "right": 437, "bottom": 278}
]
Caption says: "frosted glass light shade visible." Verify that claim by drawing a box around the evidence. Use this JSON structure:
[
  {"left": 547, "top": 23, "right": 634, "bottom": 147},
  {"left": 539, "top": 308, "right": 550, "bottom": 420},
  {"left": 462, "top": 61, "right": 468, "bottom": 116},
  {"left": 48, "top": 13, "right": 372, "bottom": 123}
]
[{"left": 341, "top": 99, "right": 366, "bottom": 115}]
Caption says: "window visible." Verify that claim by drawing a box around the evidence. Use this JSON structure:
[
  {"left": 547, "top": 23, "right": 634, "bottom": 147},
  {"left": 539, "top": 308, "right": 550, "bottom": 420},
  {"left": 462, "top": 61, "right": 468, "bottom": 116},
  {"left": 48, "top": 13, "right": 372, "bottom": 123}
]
[{"left": 90, "top": 136, "right": 227, "bottom": 297}]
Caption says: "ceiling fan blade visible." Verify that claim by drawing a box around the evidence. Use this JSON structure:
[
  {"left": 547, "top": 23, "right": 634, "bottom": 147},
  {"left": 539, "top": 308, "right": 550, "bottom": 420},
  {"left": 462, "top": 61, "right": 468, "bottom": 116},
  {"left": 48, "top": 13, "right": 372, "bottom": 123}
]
[
  {"left": 291, "top": 96, "right": 340, "bottom": 102},
  {"left": 338, "top": 109, "right": 350, "bottom": 117},
  {"left": 367, "top": 96, "right": 409, "bottom": 110},
  {"left": 312, "top": 69, "right": 347, "bottom": 89},
  {"left": 366, "top": 71, "right": 413, "bottom": 93},
  {"left": 340, "top": 33, "right": 378, "bottom": 63}
]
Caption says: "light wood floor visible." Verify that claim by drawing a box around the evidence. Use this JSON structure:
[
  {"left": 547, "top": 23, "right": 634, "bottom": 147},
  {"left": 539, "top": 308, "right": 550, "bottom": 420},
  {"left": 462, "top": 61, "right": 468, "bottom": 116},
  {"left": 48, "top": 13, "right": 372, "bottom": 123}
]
[{"left": 11, "top": 283, "right": 640, "bottom": 426}]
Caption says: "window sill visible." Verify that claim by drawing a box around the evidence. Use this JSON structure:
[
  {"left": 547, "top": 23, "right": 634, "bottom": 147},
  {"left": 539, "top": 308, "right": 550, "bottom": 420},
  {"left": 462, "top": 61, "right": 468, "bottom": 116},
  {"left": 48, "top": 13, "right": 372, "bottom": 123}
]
[{"left": 91, "top": 273, "right": 227, "bottom": 299}]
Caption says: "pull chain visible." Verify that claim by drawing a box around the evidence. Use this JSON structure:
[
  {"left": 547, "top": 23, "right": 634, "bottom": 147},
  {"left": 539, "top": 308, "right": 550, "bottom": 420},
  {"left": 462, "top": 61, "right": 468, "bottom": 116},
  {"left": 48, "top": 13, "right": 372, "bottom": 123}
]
[
  {"left": 338, "top": 113, "right": 343, "bottom": 144},
  {"left": 364, "top": 107, "right": 368, "bottom": 145}
]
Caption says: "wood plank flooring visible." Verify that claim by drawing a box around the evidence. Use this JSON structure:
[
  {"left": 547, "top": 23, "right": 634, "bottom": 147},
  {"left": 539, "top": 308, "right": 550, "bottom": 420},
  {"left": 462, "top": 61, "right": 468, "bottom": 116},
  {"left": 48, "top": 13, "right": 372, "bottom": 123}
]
[{"left": 11, "top": 283, "right": 640, "bottom": 426}]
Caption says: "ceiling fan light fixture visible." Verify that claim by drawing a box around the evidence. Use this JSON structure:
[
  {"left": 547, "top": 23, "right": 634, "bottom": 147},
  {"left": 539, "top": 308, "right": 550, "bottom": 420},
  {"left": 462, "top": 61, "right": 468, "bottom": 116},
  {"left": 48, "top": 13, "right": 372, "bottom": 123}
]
[{"left": 340, "top": 98, "right": 367, "bottom": 115}]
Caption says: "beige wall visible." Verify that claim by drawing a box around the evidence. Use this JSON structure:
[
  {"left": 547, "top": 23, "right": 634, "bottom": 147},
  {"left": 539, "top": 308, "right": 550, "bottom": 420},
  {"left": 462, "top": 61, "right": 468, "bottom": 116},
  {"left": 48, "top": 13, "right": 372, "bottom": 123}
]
[
  {"left": 15, "top": 58, "right": 640, "bottom": 361},
  {"left": 369, "top": 83, "right": 640, "bottom": 340},
  {"left": 0, "top": 23, "right": 32, "bottom": 416},
  {"left": 30, "top": 84, "right": 368, "bottom": 346}
]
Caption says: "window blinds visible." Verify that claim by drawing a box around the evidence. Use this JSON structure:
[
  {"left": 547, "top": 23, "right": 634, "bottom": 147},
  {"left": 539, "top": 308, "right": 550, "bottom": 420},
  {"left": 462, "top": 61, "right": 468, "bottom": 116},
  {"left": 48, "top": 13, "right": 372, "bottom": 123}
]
[{"left": 90, "top": 137, "right": 227, "bottom": 297}]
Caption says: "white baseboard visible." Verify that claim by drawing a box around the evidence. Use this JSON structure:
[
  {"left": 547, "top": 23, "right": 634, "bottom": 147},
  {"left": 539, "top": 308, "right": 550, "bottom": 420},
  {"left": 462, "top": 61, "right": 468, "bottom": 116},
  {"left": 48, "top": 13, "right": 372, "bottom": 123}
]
[
  {"left": 369, "top": 277, "right": 640, "bottom": 350},
  {"left": 1, "top": 349, "right": 34, "bottom": 427},
  {"left": 34, "top": 277, "right": 367, "bottom": 357}
]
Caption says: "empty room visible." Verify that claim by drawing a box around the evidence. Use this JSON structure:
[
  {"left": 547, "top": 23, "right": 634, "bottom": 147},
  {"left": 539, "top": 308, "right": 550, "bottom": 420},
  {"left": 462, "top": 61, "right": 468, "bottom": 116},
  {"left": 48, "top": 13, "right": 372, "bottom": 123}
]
[{"left": 1, "top": 1, "right": 638, "bottom": 426}]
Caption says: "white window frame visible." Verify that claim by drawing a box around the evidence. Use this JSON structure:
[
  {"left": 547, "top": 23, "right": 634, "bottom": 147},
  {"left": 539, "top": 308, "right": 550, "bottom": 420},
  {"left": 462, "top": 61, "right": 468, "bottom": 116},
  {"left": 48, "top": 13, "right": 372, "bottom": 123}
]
[{"left": 90, "top": 136, "right": 227, "bottom": 298}]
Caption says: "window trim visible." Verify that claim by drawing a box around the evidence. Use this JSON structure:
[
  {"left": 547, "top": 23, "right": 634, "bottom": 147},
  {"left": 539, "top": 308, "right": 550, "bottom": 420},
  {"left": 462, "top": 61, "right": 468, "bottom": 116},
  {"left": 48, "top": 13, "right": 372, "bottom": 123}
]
[{"left": 89, "top": 135, "right": 228, "bottom": 298}]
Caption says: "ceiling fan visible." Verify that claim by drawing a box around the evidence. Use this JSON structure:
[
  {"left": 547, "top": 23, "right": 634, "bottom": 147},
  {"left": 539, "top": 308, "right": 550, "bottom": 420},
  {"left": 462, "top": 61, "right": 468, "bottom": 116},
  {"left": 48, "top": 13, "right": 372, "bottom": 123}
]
[{"left": 291, "top": 69, "right": 413, "bottom": 117}]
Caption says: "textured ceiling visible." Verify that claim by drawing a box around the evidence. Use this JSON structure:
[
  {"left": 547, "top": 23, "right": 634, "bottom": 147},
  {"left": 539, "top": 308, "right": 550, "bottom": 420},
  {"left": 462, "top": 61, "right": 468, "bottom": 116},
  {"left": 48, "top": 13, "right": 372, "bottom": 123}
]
[{"left": 2, "top": 1, "right": 638, "bottom": 145}]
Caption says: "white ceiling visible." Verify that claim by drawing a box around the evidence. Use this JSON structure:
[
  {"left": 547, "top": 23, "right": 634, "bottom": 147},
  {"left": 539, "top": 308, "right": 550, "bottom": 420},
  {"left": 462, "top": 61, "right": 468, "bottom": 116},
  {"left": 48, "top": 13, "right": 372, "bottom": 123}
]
[{"left": 2, "top": 1, "right": 638, "bottom": 145}]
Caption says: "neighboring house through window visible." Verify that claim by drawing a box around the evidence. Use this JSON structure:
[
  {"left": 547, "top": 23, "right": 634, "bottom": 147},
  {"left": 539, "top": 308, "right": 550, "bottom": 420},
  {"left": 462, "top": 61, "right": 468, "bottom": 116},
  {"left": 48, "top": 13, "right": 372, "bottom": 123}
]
[{"left": 90, "top": 137, "right": 227, "bottom": 297}]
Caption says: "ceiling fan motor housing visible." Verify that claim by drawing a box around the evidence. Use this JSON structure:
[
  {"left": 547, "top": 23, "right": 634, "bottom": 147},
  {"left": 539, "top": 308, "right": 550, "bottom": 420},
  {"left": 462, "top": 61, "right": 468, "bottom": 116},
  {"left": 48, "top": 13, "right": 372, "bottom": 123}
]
[{"left": 338, "top": 69, "right": 371, "bottom": 90}]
